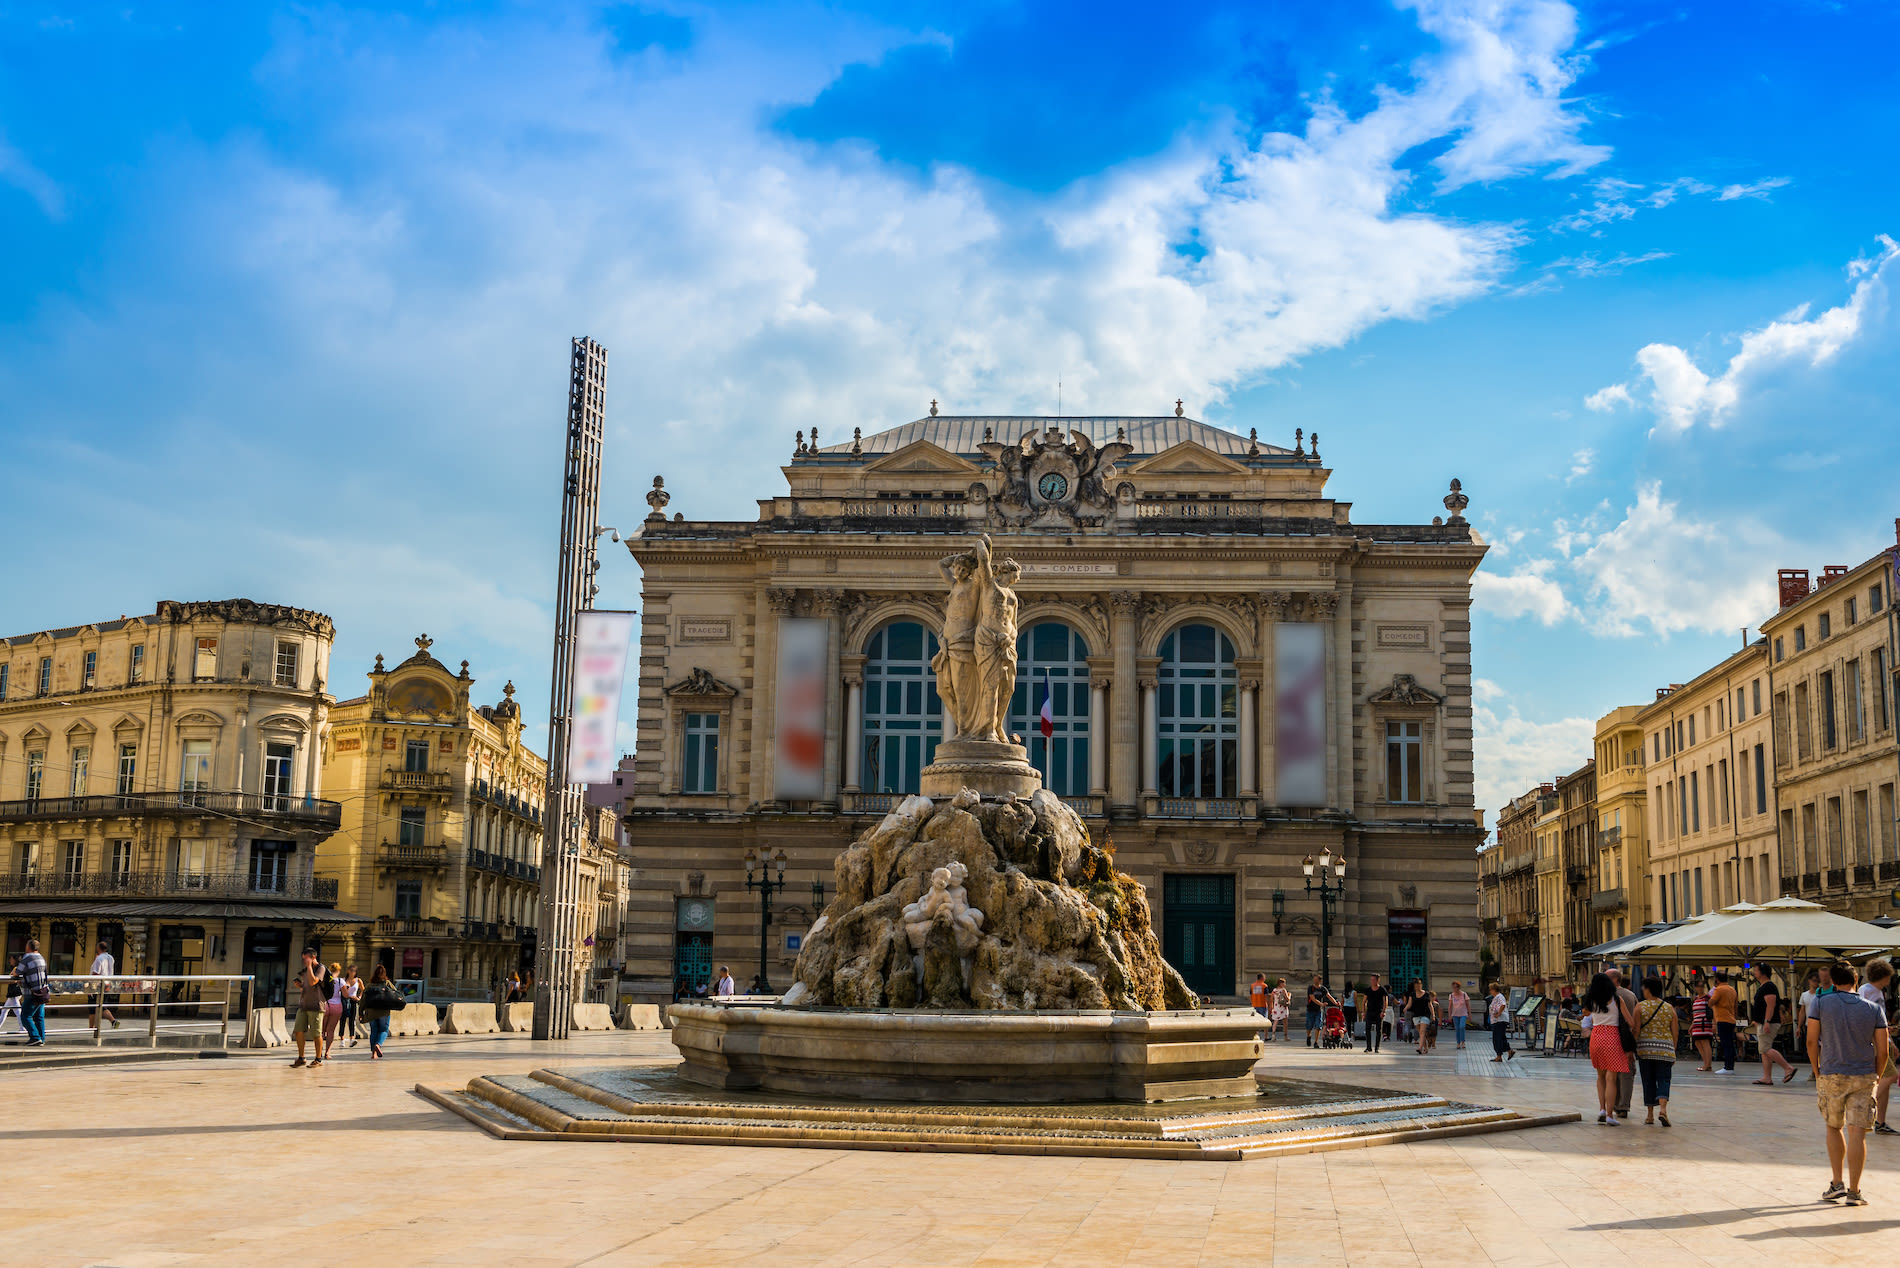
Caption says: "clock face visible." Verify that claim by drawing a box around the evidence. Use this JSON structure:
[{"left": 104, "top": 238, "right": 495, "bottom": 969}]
[{"left": 1037, "top": 471, "right": 1070, "bottom": 501}]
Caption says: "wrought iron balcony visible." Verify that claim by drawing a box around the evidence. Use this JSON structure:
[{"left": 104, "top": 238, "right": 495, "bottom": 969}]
[
  {"left": 1565, "top": 866, "right": 1590, "bottom": 888},
  {"left": 460, "top": 919, "right": 502, "bottom": 942},
  {"left": 379, "top": 770, "right": 453, "bottom": 796},
  {"left": 1597, "top": 826, "right": 1621, "bottom": 848},
  {"left": 0, "top": 870, "right": 338, "bottom": 904},
  {"left": 0, "top": 790, "right": 342, "bottom": 829},
  {"left": 377, "top": 841, "right": 450, "bottom": 870},
  {"left": 1589, "top": 887, "right": 1626, "bottom": 912}
]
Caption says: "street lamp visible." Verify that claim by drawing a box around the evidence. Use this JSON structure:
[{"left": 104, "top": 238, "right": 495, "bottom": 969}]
[
  {"left": 1302, "top": 847, "right": 1349, "bottom": 993},
  {"left": 743, "top": 847, "right": 789, "bottom": 993}
]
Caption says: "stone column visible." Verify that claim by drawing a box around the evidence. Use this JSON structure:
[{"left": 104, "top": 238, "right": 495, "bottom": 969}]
[
  {"left": 1110, "top": 591, "right": 1140, "bottom": 811},
  {"left": 1238, "top": 681, "right": 1258, "bottom": 796},
  {"left": 1259, "top": 592, "right": 1288, "bottom": 806},
  {"left": 1313, "top": 592, "right": 1342, "bottom": 811},
  {"left": 816, "top": 588, "right": 844, "bottom": 805},
  {"left": 754, "top": 587, "right": 796, "bottom": 805},
  {"left": 842, "top": 654, "right": 866, "bottom": 791},
  {"left": 1140, "top": 670, "right": 1159, "bottom": 797},
  {"left": 1089, "top": 680, "right": 1108, "bottom": 796}
]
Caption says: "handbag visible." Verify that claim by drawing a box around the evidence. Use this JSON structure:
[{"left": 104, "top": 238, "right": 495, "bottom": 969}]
[
  {"left": 1617, "top": 1003, "right": 1638, "bottom": 1053},
  {"left": 365, "top": 984, "right": 406, "bottom": 1012}
]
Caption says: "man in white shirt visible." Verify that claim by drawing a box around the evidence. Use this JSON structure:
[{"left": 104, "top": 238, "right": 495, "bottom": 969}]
[
  {"left": 714, "top": 966, "right": 736, "bottom": 997},
  {"left": 90, "top": 941, "right": 121, "bottom": 1036}
]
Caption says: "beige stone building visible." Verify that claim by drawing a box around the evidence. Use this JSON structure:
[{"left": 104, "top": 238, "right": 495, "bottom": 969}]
[
  {"left": 1591, "top": 704, "right": 1650, "bottom": 943},
  {"left": 1635, "top": 640, "right": 1779, "bottom": 925},
  {"left": 317, "top": 639, "right": 545, "bottom": 992},
  {"left": 1760, "top": 550, "right": 1899, "bottom": 916},
  {"left": 575, "top": 802, "right": 629, "bottom": 1003},
  {"left": 0, "top": 600, "right": 357, "bottom": 1006},
  {"left": 1533, "top": 785, "right": 1563, "bottom": 986},
  {"left": 1495, "top": 788, "right": 1540, "bottom": 986},
  {"left": 617, "top": 412, "right": 1487, "bottom": 1003}
]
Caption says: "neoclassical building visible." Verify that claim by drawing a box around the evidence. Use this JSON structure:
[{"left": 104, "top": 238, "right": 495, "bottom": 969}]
[{"left": 617, "top": 412, "right": 1487, "bottom": 1003}]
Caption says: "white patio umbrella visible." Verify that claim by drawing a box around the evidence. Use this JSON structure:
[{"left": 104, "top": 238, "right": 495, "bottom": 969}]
[{"left": 1621, "top": 897, "right": 1900, "bottom": 964}]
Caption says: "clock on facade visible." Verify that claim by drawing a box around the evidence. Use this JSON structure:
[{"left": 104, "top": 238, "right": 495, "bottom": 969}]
[{"left": 1036, "top": 471, "right": 1070, "bottom": 501}]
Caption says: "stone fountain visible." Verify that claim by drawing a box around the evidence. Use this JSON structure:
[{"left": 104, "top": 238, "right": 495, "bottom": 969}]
[{"left": 668, "top": 534, "right": 1266, "bottom": 1102}]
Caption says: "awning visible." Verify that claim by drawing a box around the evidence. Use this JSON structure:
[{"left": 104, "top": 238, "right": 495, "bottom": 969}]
[
  {"left": 1571, "top": 921, "right": 1686, "bottom": 962},
  {"left": 1619, "top": 897, "right": 1900, "bottom": 963},
  {"left": 0, "top": 900, "right": 372, "bottom": 923}
]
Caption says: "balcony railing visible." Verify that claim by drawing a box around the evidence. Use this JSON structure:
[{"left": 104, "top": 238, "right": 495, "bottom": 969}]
[
  {"left": 379, "top": 770, "right": 453, "bottom": 795},
  {"left": 1598, "top": 826, "right": 1621, "bottom": 848},
  {"left": 1145, "top": 796, "right": 1254, "bottom": 820},
  {"left": 464, "top": 847, "right": 539, "bottom": 884},
  {"left": 1565, "top": 866, "right": 1590, "bottom": 888},
  {"left": 1589, "top": 887, "right": 1626, "bottom": 912},
  {"left": 377, "top": 916, "right": 434, "bottom": 936},
  {"left": 1503, "top": 911, "right": 1537, "bottom": 930},
  {"left": 460, "top": 919, "right": 501, "bottom": 942},
  {"left": 0, "top": 790, "right": 342, "bottom": 829},
  {"left": 378, "top": 841, "right": 450, "bottom": 870},
  {"left": 840, "top": 791, "right": 900, "bottom": 815},
  {"left": 0, "top": 870, "right": 338, "bottom": 903}
]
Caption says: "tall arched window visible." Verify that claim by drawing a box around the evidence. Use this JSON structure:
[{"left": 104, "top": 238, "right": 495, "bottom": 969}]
[
  {"left": 1007, "top": 621, "right": 1091, "bottom": 796},
  {"left": 1158, "top": 623, "right": 1238, "bottom": 797},
  {"left": 862, "top": 621, "right": 943, "bottom": 795}
]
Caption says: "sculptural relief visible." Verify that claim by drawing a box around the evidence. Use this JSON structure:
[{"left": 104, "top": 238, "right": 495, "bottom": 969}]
[{"left": 930, "top": 534, "right": 1020, "bottom": 744}]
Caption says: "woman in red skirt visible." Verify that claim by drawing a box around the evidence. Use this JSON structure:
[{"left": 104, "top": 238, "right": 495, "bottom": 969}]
[
  {"left": 1586, "top": 972, "right": 1636, "bottom": 1125},
  {"left": 1689, "top": 978, "right": 1714, "bottom": 1071}
]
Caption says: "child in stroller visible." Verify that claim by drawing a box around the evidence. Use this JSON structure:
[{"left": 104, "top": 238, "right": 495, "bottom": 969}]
[{"left": 1320, "top": 1003, "right": 1350, "bottom": 1048}]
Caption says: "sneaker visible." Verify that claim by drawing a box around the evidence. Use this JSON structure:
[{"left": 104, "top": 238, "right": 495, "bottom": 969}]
[
  {"left": 1876, "top": 1122, "right": 1899, "bottom": 1136},
  {"left": 290, "top": 1058, "right": 306, "bottom": 1068},
  {"left": 309, "top": 1058, "right": 323, "bottom": 1068},
  {"left": 1841, "top": 1189, "right": 1867, "bottom": 1207},
  {"left": 110, "top": 1019, "right": 120, "bottom": 1029},
  {"left": 1823, "top": 1181, "right": 1847, "bottom": 1203}
]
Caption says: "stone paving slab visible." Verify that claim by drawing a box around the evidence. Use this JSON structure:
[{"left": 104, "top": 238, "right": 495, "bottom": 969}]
[{"left": 5, "top": 1028, "right": 1899, "bottom": 1265}]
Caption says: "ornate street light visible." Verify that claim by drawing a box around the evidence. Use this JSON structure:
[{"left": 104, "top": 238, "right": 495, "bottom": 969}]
[
  {"left": 743, "top": 847, "right": 790, "bottom": 993},
  {"left": 1302, "top": 848, "right": 1349, "bottom": 993}
]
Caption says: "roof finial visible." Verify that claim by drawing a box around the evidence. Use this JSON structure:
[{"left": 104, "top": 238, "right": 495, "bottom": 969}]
[
  {"left": 810, "top": 425, "right": 819, "bottom": 450},
  {"left": 1309, "top": 431, "right": 1320, "bottom": 462},
  {"left": 1116, "top": 425, "right": 1126, "bottom": 443},
  {"left": 373, "top": 653, "right": 384, "bottom": 673},
  {"left": 1294, "top": 427, "right": 1305, "bottom": 457},
  {"left": 929, "top": 398, "right": 938, "bottom": 417},
  {"left": 983, "top": 425, "right": 993, "bottom": 442},
  {"left": 795, "top": 429, "right": 806, "bottom": 456},
  {"left": 1174, "top": 398, "right": 1184, "bottom": 418},
  {"left": 1443, "top": 477, "right": 1469, "bottom": 524},
  {"left": 852, "top": 426, "right": 863, "bottom": 456},
  {"left": 646, "top": 475, "right": 671, "bottom": 518},
  {"left": 503, "top": 679, "right": 516, "bottom": 700},
  {"left": 1248, "top": 427, "right": 1260, "bottom": 457},
  {"left": 415, "top": 634, "right": 433, "bottom": 653}
]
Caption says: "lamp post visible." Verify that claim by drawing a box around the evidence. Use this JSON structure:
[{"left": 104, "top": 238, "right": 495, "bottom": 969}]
[
  {"left": 743, "top": 847, "right": 789, "bottom": 993},
  {"left": 1302, "top": 848, "right": 1349, "bottom": 993}
]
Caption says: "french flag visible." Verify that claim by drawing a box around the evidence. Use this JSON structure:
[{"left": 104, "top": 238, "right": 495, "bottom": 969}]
[{"left": 1039, "top": 670, "right": 1055, "bottom": 740}]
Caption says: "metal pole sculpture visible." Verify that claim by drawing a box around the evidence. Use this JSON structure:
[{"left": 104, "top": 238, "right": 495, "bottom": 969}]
[{"left": 534, "top": 336, "right": 607, "bottom": 1040}]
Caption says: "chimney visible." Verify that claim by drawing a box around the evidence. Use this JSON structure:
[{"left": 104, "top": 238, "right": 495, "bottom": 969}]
[
  {"left": 1820, "top": 565, "right": 1849, "bottom": 586},
  {"left": 1777, "top": 568, "right": 1811, "bottom": 608}
]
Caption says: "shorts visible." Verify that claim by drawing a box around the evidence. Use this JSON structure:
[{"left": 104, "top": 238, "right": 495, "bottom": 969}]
[
  {"left": 293, "top": 1008, "right": 325, "bottom": 1040},
  {"left": 1816, "top": 1073, "right": 1877, "bottom": 1130},
  {"left": 1758, "top": 1022, "right": 1779, "bottom": 1051}
]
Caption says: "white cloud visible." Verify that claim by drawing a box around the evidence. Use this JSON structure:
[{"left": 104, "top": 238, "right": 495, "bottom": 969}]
[
  {"left": 1474, "top": 688, "right": 1596, "bottom": 824},
  {"left": 1565, "top": 447, "right": 1594, "bottom": 482},
  {"left": 0, "top": 130, "right": 63, "bottom": 219},
  {"left": 1588, "top": 237, "right": 1898, "bottom": 432},
  {"left": 1555, "top": 172, "right": 1787, "bottom": 233},
  {"left": 1570, "top": 482, "right": 1780, "bottom": 636},
  {"left": 1583, "top": 382, "right": 1631, "bottom": 411},
  {"left": 1473, "top": 559, "right": 1574, "bottom": 625},
  {"left": 1718, "top": 177, "right": 1792, "bottom": 201}
]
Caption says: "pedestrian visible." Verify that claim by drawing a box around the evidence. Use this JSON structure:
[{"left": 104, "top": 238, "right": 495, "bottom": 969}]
[
  {"left": 0, "top": 956, "right": 21, "bottom": 1036},
  {"left": 1269, "top": 978, "right": 1291, "bottom": 1042},
  {"left": 1752, "top": 964, "right": 1798, "bottom": 1085},
  {"left": 1878, "top": 1000, "right": 1900, "bottom": 1138},
  {"left": 1807, "top": 960, "right": 1888, "bottom": 1206},
  {"left": 1362, "top": 973, "right": 1390, "bottom": 1054},
  {"left": 1710, "top": 969, "right": 1739, "bottom": 1074},
  {"left": 1635, "top": 975, "right": 1678, "bottom": 1126},
  {"left": 714, "top": 965, "right": 736, "bottom": 997},
  {"left": 1449, "top": 981, "right": 1471, "bottom": 1050},
  {"left": 1690, "top": 979, "right": 1714, "bottom": 1070},
  {"left": 320, "top": 961, "right": 345, "bottom": 1059},
  {"left": 1798, "top": 970, "right": 1821, "bottom": 1080},
  {"left": 506, "top": 972, "right": 522, "bottom": 1004},
  {"left": 1605, "top": 968, "right": 1639, "bottom": 1121},
  {"left": 361, "top": 964, "right": 400, "bottom": 1060},
  {"left": 1407, "top": 979, "right": 1431, "bottom": 1055},
  {"left": 289, "top": 948, "right": 326, "bottom": 1069},
  {"left": 1250, "top": 973, "right": 1270, "bottom": 1037},
  {"left": 1487, "top": 981, "right": 1515, "bottom": 1062},
  {"left": 1585, "top": 972, "right": 1635, "bottom": 1125},
  {"left": 1305, "top": 975, "right": 1326, "bottom": 1047},
  {"left": 1858, "top": 958, "right": 1892, "bottom": 1011},
  {"left": 89, "top": 940, "right": 120, "bottom": 1036},
  {"left": 10, "top": 939, "right": 50, "bottom": 1047},
  {"left": 341, "top": 964, "right": 363, "bottom": 1047}
]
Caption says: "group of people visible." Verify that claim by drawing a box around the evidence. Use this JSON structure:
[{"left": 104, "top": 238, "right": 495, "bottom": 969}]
[
  {"left": 673, "top": 966, "right": 738, "bottom": 1002},
  {"left": 5, "top": 938, "right": 126, "bottom": 1046},
  {"left": 288, "top": 949, "right": 405, "bottom": 1066},
  {"left": 1250, "top": 973, "right": 1476, "bottom": 1054}
]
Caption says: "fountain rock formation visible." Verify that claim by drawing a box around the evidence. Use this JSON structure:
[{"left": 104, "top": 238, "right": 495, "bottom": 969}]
[{"left": 782, "top": 787, "right": 1197, "bottom": 1011}]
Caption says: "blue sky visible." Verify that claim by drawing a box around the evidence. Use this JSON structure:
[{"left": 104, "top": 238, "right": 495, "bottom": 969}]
[{"left": 3, "top": 1, "right": 1897, "bottom": 824}]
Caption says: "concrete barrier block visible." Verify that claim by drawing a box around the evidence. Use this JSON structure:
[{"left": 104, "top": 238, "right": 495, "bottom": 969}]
[
  {"left": 500, "top": 1002, "right": 535, "bottom": 1033},
  {"left": 442, "top": 1002, "right": 501, "bottom": 1035},
  {"left": 617, "top": 1002, "right": 664, "bottom": 1031},
  {"left": 265, "top": 1007, "right": 292, "bottom": 1046},
  {"left": 243, "top": 1006, "right": 287, "bottom": 1048},
  {"left": 571, "top": 1002, "right": 615, "bottom": 1031},
  {"left": 388, "top": 1005, "right": 440, "bottom": 1038}
]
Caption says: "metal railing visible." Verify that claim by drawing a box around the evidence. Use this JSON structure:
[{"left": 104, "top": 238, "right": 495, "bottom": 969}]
[
  {"left": 1589, "top": 887, "right": 1626, "bottom": 912},
  {"left": 377, "top": 841, "right": 450, "bottom": 869},
  {"left": 0, "top": 871, "right": 337, "bottom": 902},
  {"left": 1597, "top": 826, "right": 1621, "bottom": 848},
  {"left": 17, "top": 974, "right": 251, "bottom": 1049},
  {"left": 379, "top": 770, "right": 453, "bottom": 794},
  {"left": 0, "top": 790, "right": 341, "bottom": 828}
]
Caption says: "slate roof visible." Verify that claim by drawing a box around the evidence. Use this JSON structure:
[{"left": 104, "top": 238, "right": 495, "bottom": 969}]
[{"left": 813, "top": 416, "right": 1295, "bottom": 458}]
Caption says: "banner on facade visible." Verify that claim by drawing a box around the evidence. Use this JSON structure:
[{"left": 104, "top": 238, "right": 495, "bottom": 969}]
[
  {"left": 1275, "top": 622, "right": 1327, "bottom": 807},
  {"left": 566, "top": 609, "right": 635, "bottom": 784},
  {"left": 774, "top": 617, "right": 829, "bottom": 800}
]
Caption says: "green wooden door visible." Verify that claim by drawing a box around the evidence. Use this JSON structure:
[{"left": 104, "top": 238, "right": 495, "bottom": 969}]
[{"left": 1163, "top": 873, "right": 1236, "bottom": 998}]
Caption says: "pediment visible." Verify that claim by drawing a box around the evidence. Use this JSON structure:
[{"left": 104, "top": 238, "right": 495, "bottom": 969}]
[
  {"left": 664, "top": 668, "right": 737, "bottom": 699},
  {"left": 64, "top": 718, "right": 97, "bottom": 739},
  {"left": 254, "top": 712, "right": 310, "bottom": 735},
  {"left": 1125, "top": 442, "right": 1251, "bottom": 477},
  {"left": 174, "top": 709, "right": 227, "bottom": 729},
  {"left": 110, "top": 714, "right": 144, "bottom": 734},
  {"left": 861, "top": 440, "right": 984, "bottom": 477},
  {"left": 1368, "top": 674, "right": 1444, "bottom": 707},
  {"left": 22, "top": 723, "right": 51, "bottom": 742}
]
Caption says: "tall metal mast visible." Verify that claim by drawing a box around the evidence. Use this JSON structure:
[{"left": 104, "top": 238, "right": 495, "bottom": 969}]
[{"left": 534, "top": 336, "right": 607, "bottom": 1040}]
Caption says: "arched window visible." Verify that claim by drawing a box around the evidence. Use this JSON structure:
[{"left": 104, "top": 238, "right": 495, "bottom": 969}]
[
  {"left": 1007, "top": 621, "right": 1091, "bottom": 796},
  {"left": 1158, "top": 624, "right": 1238, "bottom": 798},
  {"left": 861, "top": 621, "right": 943, "bottom": 795}
]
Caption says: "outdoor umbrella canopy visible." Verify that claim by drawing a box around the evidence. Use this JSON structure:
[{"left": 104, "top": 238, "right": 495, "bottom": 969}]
[
  {"left": 1620, "top": 897, "right": 1900, "bottom": 963},
  {"left": 1571, "top": 921, "right": 1684, "bottom": 962}
]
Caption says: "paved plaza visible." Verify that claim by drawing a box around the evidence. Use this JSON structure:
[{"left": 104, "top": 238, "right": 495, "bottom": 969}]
[{"left": 7, "top": 1028, "right": 1900, "bottom": 1266}]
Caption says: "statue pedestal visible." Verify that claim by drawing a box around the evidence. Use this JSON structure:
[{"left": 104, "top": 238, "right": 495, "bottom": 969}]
[{"left": 920, "top": 737, "right": 1042, "bottom": 799}]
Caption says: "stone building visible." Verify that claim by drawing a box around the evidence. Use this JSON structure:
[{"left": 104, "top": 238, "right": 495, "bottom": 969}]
[
  {"left": 1591, "top": 704, "right": 1650, "bottom": 944},
  {"left": 576, "top": 802, "right": 629, "bottom": 1003},
  {"left": 0, "top": 599, "right": 358, "bottom": 1006},
  {"left": 1533, "top": 785, "right": 1564, "bottom": 986},
  {"left": 617, "top": 412, "right": 1487, "bottom": 1004},
  {"left": 1760, "top": 549, "right": 1899, "bottom": 917},
  {"left": 317, "top": 639, "right": 545, "bottom": 991},
  {"left": 1495, "top": 789, "right": 1541, "bottom": 986},
  {"left": 1635, "top": 641, "right": 1779, "bottom": 925},
  {"left": 1554, "top": 760, "right": 1596, "bottom": 984}
]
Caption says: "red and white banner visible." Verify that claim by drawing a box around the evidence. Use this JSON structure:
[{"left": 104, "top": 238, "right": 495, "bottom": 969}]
[
  {"left": 1275, "top": 623, "right": 1327, "bottom": 807},
  {"left": 773, "top": 618, "right": 829, "bottom": 800},
  {"left": 566, "top": 610, "right": 635, "bottom": 784}
]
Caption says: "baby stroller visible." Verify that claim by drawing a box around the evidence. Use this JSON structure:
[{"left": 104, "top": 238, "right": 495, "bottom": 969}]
[{"left": 1320, "top": 1004, "right": 1350, "bottom": 1048}]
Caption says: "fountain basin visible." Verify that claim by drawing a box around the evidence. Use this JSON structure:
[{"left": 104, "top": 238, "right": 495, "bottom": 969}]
[{"left": 669, "top": 1003, "right": 1266, "bottom": 1102}]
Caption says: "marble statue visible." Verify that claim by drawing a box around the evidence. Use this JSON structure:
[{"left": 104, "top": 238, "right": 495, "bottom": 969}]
[
  {"left": 931, "top": 534, "right": 1021, "bottom": 743},
  {"left": 902, "top": 862, "right": 985, "bottom": 955}
]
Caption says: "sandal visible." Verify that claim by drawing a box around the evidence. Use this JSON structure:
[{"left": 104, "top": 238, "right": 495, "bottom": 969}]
[
  {"left": 1784, "top": 1070, "right": 1798, "bottom": 1084},
  {"left": 1752, "top": 1079, "right": 1773, "bottom": 1085},
  {"left": 1659, "top": 1113, "right": 1671, "bottom": 1127}
]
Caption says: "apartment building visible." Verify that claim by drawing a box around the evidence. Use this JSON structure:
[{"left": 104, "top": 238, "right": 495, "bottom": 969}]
[
  {"left": 1495, "top": 788, "right": 1541, "bottom": 986},
  {"left": 1591, "top": 704, "right": 1649, "bottom": 943}
]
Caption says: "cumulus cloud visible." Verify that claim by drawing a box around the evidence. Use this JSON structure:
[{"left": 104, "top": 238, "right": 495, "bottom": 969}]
[
  {"left": 1566, "top": 447, "right": 1594, "bottom": 482},
  {"left": 1570, "top": 482, "right": 1781, "bottom": 636},
  {"left": 1587, "top": 237, "right": 1898, "bottom": 432},
  {"left": 1474, "top": 680, "right": 1596, "bottom": 820},
  {"left": 1473, "top": 559, "right": 1573, "bottom": 625}
]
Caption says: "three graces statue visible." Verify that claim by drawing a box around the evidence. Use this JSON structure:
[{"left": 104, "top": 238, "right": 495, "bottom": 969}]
[{"left": 931, "top": 534, "right": 1022, "bottom": 745}]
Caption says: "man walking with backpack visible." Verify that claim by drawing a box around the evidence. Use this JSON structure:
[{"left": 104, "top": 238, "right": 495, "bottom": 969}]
[
  {"left": 289, "top": 948, "right": 327, "bottom": 1069},
  {"left": 11, "top": 938, "right": 50, "bottom": 1046}
]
